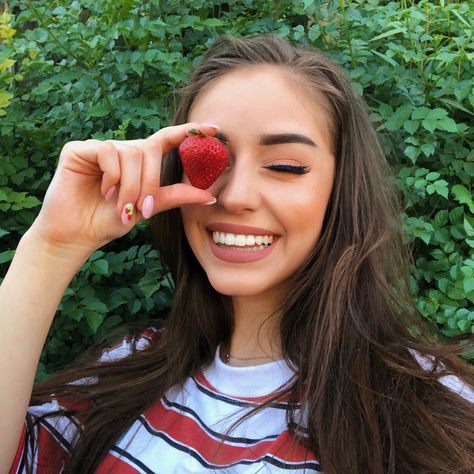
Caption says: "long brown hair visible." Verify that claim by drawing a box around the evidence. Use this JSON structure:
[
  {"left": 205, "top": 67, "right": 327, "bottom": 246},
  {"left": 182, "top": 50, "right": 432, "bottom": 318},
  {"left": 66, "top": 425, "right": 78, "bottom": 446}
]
[{"left": 28, "top": 35, "right": 474, "bottom": 473}]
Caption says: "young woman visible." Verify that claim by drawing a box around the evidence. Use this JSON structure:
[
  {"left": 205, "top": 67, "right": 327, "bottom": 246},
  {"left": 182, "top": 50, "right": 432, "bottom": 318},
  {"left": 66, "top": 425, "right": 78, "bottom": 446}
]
[{"left": 1, "top": 35, "right": 473, "bottom": 474}]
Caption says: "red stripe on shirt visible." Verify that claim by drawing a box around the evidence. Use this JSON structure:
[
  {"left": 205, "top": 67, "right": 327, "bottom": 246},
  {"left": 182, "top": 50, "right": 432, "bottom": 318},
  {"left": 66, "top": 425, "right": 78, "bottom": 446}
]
[
  {"left": 144, "top": 400, "right": 316, "bottom": 466},
  {"left": 9, "top": 423, "right": 69, "bottom": 474},
  {"left": 35, "top": 424, "right": 69, "bottom": 473}
]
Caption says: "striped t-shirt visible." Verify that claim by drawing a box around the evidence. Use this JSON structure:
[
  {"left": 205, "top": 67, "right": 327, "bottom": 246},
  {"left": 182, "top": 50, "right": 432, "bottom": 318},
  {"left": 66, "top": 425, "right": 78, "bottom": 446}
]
[{"left": 10, "top": 328, "right": 320, "bottom": 473}]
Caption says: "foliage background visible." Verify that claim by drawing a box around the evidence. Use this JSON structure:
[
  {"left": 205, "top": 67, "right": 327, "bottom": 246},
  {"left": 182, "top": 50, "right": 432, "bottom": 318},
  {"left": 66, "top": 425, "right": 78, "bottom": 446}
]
[{"left": 0, "top": 0, "right": 473, "bottom": 380}]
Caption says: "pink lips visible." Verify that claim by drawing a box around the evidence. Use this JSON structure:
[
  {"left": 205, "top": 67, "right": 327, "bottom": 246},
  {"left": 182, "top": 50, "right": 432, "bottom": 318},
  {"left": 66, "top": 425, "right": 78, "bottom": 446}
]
[{"left": 207, "top": 222, "right": 279, "bottom": 264}]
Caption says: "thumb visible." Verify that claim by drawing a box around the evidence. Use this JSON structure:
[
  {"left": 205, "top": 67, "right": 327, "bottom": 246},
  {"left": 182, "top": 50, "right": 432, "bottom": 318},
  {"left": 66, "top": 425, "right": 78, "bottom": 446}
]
[{"left": 152, "top": 183, "right": 216, "bottom": 214}]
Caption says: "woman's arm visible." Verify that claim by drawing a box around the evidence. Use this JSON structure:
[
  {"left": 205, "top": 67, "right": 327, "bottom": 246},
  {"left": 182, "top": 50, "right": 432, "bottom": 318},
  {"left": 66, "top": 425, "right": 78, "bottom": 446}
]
[
  {"left": 0, "top": 123, "right": 218, "bottom": 472},
  {"left": 0, "top": 228, "right": 92, "bottom": 473}
]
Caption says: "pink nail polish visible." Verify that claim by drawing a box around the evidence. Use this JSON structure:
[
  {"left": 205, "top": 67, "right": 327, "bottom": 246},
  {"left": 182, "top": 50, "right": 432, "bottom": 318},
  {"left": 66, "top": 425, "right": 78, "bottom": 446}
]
[
  {"left": 121, "top": 203, "right": 134, "bottom": 225},
  {"left": 142, "top": 195, "right": 154, "bottom": 219},
  {"left": 104, "top": 186, "right": 116, "bottom": 201},
  {"left": 201, "top": 123, "right": 220, "bottom": 130}
]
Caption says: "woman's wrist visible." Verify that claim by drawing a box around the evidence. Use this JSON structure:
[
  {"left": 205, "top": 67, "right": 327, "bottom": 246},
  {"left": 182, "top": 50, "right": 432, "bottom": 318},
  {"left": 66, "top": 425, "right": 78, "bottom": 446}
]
[{"left": 22, "top": 221, "right": 97, "bottom": 271}]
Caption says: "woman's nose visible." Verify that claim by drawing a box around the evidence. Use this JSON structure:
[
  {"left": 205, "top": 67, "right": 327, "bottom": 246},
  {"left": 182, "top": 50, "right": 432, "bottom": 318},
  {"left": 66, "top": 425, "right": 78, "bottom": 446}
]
[{"left": 215, "top": 160, "right": 260, "bottom": 214}]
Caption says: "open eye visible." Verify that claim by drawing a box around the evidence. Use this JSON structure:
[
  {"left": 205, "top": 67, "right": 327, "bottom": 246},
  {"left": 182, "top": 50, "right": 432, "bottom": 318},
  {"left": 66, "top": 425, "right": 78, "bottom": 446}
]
[{"left": 266, "top": 164, "right": 310, "bottom": 175}]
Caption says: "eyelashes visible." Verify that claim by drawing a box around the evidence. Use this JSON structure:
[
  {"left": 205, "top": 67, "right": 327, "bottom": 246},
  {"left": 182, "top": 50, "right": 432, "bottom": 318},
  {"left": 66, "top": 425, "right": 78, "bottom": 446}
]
[{"left": 266, "top": 164, "right": 310, "bottom": 175}]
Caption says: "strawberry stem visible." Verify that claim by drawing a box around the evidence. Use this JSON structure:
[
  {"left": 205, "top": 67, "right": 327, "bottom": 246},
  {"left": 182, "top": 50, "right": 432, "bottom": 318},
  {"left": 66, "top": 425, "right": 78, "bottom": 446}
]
[{"left": 188, "top": 128, "right": 207, "bottom": 137}]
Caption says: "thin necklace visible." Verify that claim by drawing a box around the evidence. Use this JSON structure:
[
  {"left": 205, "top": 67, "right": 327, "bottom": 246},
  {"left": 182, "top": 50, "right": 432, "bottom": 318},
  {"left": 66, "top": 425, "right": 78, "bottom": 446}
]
[{"left": 221, "top": 350, "right": 274, "bottom": 365}]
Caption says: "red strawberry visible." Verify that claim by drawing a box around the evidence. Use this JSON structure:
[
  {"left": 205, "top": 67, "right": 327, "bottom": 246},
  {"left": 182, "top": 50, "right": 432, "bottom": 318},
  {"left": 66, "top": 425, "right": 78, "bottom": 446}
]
[{"left": 179, "top": 129, "right": 229, "bottom": 189}]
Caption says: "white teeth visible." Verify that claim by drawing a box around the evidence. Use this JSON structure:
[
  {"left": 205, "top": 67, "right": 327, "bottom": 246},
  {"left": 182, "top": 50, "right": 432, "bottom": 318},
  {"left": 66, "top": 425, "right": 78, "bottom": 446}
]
[
  {"left": 235, "top": 234, "right": 247, "bottom": 246},
  {"left": 224, "top": 233, "right": 235, "bottom": 245},
  {"left": 211, "top": 231, "right": 274, "bottom": 248}
]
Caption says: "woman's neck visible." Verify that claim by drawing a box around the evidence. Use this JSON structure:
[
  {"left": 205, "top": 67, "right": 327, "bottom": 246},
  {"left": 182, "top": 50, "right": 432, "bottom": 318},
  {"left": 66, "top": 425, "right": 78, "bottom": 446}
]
[{"left": 226, "top": 294, "right": 283, "bottom": 366}]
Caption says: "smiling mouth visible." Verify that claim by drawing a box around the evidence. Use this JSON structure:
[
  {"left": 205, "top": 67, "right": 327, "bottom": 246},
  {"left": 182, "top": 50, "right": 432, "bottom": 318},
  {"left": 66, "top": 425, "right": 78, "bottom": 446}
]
[{"left": 211, "top": 231, "right": 274, "bottom": 251}]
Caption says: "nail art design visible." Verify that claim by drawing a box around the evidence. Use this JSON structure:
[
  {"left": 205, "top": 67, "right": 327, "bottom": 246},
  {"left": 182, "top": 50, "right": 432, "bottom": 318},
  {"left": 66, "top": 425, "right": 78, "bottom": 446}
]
[
  {"left": 125, "top": 203, "right": 134, "bottom": 220},
  {"left": 122, "top": 203, "right": 135, "bottom": 224}
]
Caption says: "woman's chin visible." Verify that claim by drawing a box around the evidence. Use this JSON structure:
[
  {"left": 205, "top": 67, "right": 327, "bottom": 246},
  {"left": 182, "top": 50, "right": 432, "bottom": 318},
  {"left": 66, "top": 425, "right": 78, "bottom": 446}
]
[{"left": 206, "top": 275, "right": 269, "bottom": 298}]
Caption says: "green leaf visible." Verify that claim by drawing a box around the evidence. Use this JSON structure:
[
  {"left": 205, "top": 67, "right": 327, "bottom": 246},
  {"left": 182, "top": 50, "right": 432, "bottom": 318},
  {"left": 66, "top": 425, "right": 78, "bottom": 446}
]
[
  {"left": 126, "top": 246, "right": 138, "bottom": 260},
  {"left": 420, "top": 144, "right": 435, "bottom": 157},
  {"left": 457, "top": 319, "right": 469, "bottom": 332},
  {"left": 404, "top": 217, "right": 434, "bottom": 244},
  {"left": 369, "top": 27, "right": 406, "bottom": 42},
  {"left": 0, "top": 189, "right": 9, "bottom": 201},
  {"left": 138, "top": 274, "right": 159, "bottom": 298},
  {"left": 85, "top": 311, "right": 105, "bottom": 333},
  {"left": 0, "top": 249, "right": 14, "bottom": 264},
  {"left": 415, "top": 168, "right": 429, "bottom": 178},
  {"left": 90, "top": 250, "right": 106, "bottom": 261},
  {"left": 404, "top": 145, "right": 418, "bottom": 163},
  {"left": 0, "top": 89, "right": 13, "bottom": 109},
  {"left": 426, "top": 172, "right": 440, "bottom": 181},
  {"left": 82, "top": 296, "right": 107, "bottom": 313},
  {"left": 131, "top": 62, "right": 144, "bottom": 76},
  {"left": 411, "top": 107, "right": 430, "bottom": 120},
  {"left": 418, "top": 108, "right": 457, "bottom": 133},
  {"left": 434, "top": 210, "right": 449, "bottom": 227},
  {"left": 90, "top": 259, "right": 109, "bottom": 275},
  {"left": 439, "top": 98, "right": 474, "bottom": 117},
  {"left": 427, "top": 179, "right": 449, "bottom": 198},
  {"left": 464, "top": 217, "right": 474, "bottom": 237},
  {"left": 403, "top": 120, "right": 419, "bottom": 134},
  {"left": 452, "top": 9, "right": 470, "bottom": 28},
  {"left": 447, "top": 287, "right": 465, "bottom": 301},
  {"left": 437, "top": 278, "right": 449, "bottom": 293},
  {"left": 449, "top": 207, "right": 464, "bottom": 224},
  {"left": 88, "top": 103, "right": 111, "bottom": 118},
  {"left": 19, "top": 196, "right": 41, "bottom": 209},
  {"left": 109, "top": 288, "right": 135, "bottom": 310},
  {"left": 451, "top": 185, "right": 474, "bottom": 213},
  {"left": 464, "top": 276, "right": 474, "bottom": 294},
  {"left": 369, "top": 49, "right": 398, "bottom": 67},
  {"left": 103, "top": 315, "right": 122, "bottom": 328},
  {"left": 201, "top": 18, "right": 224, "bottom": 27},
  {"left": 130, "top": 299, "right": 141, "bottom": 314},
  {"left": 69, "top": 308, "right": 84, "bottom": 322},
  {"left": 437, "top": 117, "right": 457, "bottom": 132},
  {"left": 308, "top": 24, "right": 321, "bottom": 42}
]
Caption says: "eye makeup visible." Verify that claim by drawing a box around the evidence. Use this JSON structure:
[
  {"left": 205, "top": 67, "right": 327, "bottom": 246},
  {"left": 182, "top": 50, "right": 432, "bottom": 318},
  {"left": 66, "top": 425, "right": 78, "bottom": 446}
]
[{"left": 266, "top": 164, "right": 310, "bottom": 174}]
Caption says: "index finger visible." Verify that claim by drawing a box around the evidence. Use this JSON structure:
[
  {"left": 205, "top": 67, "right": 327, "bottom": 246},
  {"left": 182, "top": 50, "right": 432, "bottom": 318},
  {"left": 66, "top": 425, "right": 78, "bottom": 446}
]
[{"left": 147, "top": 122, "right": 220, "bottom": 156}]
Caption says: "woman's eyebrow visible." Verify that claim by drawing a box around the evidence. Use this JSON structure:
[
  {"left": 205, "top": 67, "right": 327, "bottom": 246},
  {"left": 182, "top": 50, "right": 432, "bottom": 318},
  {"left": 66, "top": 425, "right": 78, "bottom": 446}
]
[
  {"left": 213, "top": 131, "right": 318, "bottom": 147},
  {"left": 259, "top": 133, "right": 317, "bottom": 147}
]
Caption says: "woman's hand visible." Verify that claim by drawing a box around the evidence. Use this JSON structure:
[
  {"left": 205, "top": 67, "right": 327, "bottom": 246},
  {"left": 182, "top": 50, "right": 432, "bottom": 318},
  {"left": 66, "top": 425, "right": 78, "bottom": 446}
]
[
  {"left": 0, "top": 124, "right": 220, "bottom": 474},
  {"left": 30, "top": 123, "right": 218, "bottom": 255}
]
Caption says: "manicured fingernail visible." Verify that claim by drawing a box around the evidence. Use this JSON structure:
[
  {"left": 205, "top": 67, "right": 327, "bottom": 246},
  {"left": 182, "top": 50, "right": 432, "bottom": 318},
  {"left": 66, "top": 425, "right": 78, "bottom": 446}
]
[
  {"left": 201, "top": 123, "right": 220, "bottom": 130},
  {"left": 121, "top": 203, "right": 134, "bottom": 225},
  {"left": 142, "top": 195, "right": 154, "bottom": 219},
  {"left": 203, "top": 197, "right": 217, "bottom": 205},
  {"left": 104, "top": 186, "right": 116, "bottom": 201}
]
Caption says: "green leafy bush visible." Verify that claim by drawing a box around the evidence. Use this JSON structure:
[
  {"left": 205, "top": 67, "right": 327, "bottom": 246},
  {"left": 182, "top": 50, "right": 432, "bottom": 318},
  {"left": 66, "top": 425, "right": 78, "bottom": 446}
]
[{"left": 1, "top": 0, "right": 472, "bottom": 379}]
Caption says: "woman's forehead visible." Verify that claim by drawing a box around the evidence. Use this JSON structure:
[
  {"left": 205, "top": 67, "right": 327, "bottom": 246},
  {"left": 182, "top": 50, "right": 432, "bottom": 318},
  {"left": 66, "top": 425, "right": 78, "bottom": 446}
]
[{"left": 189, "top": 65, "right": 334, "bottom": 151}]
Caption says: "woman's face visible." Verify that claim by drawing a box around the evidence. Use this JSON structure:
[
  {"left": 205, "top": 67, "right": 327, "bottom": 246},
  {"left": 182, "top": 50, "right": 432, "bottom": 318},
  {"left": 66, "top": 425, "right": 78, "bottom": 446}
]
[{"left": 181, "top": 65, "right": 335, "bottom": 301}]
